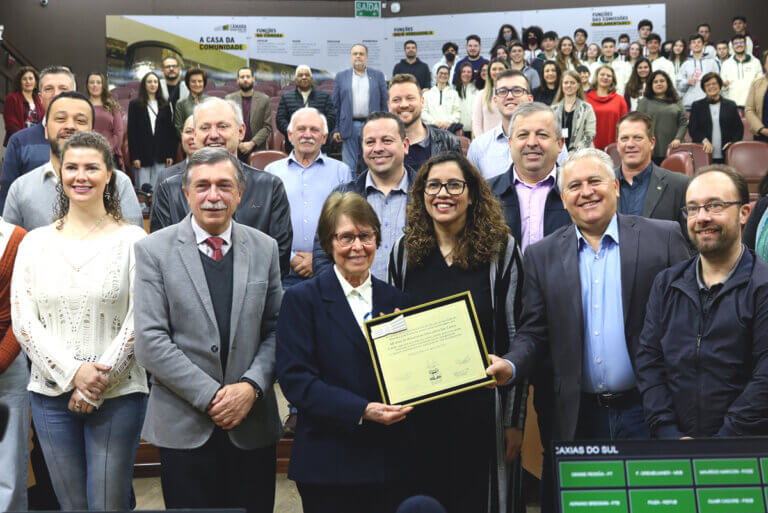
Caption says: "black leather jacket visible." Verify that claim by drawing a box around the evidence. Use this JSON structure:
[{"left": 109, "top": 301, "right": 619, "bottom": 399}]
[{"left": 150, "top": 162, "right": 293, "bottom": 277}]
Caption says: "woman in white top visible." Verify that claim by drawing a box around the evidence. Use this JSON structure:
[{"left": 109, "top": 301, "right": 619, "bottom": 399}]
[
  {"left": 422, "top": 65, "right": 462, "bottom": 132},
  {"left": 127, "top": 72, "right": 176, "bottom": 192},
  {"left": 472, "top": 58, "right": 508, "bottom": 138},
  {"left": 11, "top": 131, "right": 148, "bottom": 511},
  {"left": 453, "top": 62, "right": 479, "bottom": 138}
]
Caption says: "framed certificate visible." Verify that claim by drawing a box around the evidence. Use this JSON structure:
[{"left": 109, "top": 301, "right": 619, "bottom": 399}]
[{"left": 363, "top": 291, "right": 496, "bottom": 407}]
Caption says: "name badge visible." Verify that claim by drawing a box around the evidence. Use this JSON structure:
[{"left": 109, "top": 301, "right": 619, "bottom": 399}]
[{"left": 561, "top": 127, "right": 569, "bottom": 139}]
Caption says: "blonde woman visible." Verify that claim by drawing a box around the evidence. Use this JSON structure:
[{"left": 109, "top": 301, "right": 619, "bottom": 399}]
[{"left": 472, "top": 58, "right": 508, "bottom": 137}]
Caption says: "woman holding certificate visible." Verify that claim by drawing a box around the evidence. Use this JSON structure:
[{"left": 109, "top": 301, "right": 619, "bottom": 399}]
[
  {"left": 276, "top": 192, "right": 413, "bottom": 513},
  {"left": 389, "top": 153, "right": 527, "bottom": 513}
]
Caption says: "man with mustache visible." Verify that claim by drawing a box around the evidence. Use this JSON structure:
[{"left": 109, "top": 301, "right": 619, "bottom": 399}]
[
  {"left": 486, "top": 148, "right": 689, "bottom": 512},
  {"left": 3, "top": 91, "right": 142, "bottom": 231},
  {"left": 150, "top": 97, "right": 292, "bottom": 277},
  {"left": 387, "top": 73, "right": 460, "bottom": 173},
  {"left": 265, "top": 107, "right": 352, "bottom": 288},
  {"left": 636, "top": 165, "right": 768, "bottom": 438}
]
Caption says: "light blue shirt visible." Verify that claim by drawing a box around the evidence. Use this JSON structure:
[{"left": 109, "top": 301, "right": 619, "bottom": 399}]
[
  {"left": 265, "top": 152, "right": 353, "bottom": 257},
  {"left": 576, "top": 215, "right": 635, "bottom": 394},
  {"left": 467, "top": 123, "right": 569, "bottom": 180},
  {"left": 364, "top": 170, "right": 409, "bottom": 280}
]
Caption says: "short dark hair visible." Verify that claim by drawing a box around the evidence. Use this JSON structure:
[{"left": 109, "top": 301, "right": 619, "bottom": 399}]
[
  {"left": 404, "top": 40, "right": 417, "bottom": 49},
  {"left": 237, "top": 67, "right": 253, "bottom": 77},
  {"left": 543, "top": 31, "right": 558, "bottom": 41},
  {"left": 647, "top": 33, "right": 662, "bottom": 44},
  {"left": 351, "top": 43, "right": 369, "bottom": 54},
  {"left": 692, "top": 165, "right": 750, "bottom": 206},
  {"left": 162, "top": 55, "right": 180, "bottom": 66},
  {"left": 185, "top": 68, "right": 208, "bottom": 88},
  {"left": 183, "top": 147, "right": 245, "bottom": 189},
  {"left": 731, "top": 34, "right": 747, "bottom": 43},
  {"left": 466, "top": 34, "right": 481, "bottom": 45},
  {"left": 617, "top": 111, "right": 654, "bottom": 140},
  {"left": 700, "top": 72, "right": 723, "bottom": 91},
  {"left": 389, "top": 73, "right": 422, "bottom": 95},
  {"left": 495, "top": 69, "right": 531, "bottom": 91},
  {"left": 619, "top": 34, "right": 630, "bottom": 41},
  {"left": 442, "top": 42, "right": 458, "bottom": 54},
  {"left": 47, "top": 91, "right": 95, "bottom": 129},
  {"left": 732, "top": 15, "right": 747, "bottom": 23},
  {"left": 509, "top": 40, "right": 524, "bottom": 50},
  {"left": 574, "top": 28, "right": 588, "bottom": 38},
  {"left": 436, "top": 65, "right": 450, "bottom": 75},
  {"left": 576, "top": 65, "right": 590, "bottom": 74},
  {"left": 602, "top": 37, "right": 616, "bottom": 46},
  {"left": 638, "top": 19, "right": 653, "bottom": 30},
  {"left": 697, "top": 23, "right": 711, "bottom": 31},
  {"left": 364, "top": 111, "right": 406, "bottom": 140},
  {"left": 689, "top": 34, "right": 704, "bottom": 43},
  {"left": 317, "top": 191, "right": 382, "bottom": 260}
]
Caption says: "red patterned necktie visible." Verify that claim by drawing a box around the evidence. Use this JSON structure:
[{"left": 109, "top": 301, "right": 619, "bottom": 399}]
[{"left": 205, "top": 236, "right": 224, "bottom": 261}]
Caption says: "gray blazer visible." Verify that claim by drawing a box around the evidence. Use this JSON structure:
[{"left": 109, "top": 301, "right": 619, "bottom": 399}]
[
  {"left": 550, "top": 98, "right": 597, "bottom": 151},
  {"left": 134, "top": 215, "right": 283, "bottom": 450}
]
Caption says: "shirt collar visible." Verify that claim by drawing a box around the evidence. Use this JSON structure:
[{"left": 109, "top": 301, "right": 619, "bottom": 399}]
[
  {"left": 190, "top": 215, "right": 233, "bottom": 248},
  {"left": 287, "top": 151, "right": 325, "bottom": 168},
  {"left": 334, "top": 265, "right": 373, "bottom": 304},
  {"left": 619, "top": 162, "right": 653, "bottom": 185},
  {"left": 42, "top": 160, "right": 57, "bottom": 183},
  {"left": 695, "top": 245, "right": 745, "bottom": 291},
  {"left": 576, "top": 213, "right": 620, "bottom": 249},
  {"left": 364, "top": 168, "right": 409, "bottom": 194},
  {"left": 512, "top": 166, "right": 557, "bottom": 188},
  {"left": 492, "top": 123, "right": 508, "bottom": 141}
]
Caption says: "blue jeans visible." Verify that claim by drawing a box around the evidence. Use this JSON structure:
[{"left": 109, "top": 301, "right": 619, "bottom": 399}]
[
  {"left": 0, "top": 354, "right": 30, "bottom": 512},
  {"left": 341, "top": 121, "right": 365, "bottom": 173},
  {"left": 30, "top": 392, "right": 147, "bottom": 510}
]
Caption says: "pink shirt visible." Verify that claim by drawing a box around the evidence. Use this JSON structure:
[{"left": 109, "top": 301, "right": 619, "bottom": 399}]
[{"left": 513, "top": 167, "right": 557, "bottom": 252}]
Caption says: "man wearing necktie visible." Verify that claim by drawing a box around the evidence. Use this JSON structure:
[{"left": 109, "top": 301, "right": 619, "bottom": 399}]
[{"left": 134, "top": 147, "right": 283, "bottom": 513}]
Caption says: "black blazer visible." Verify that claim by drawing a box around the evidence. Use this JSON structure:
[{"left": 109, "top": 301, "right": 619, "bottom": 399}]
[
  {"left": 502, "top": 215, "right": 691, "bottom": 441},
  {"left": 275, "top": 87, "right": 337, "bottom": 155},
  {"left": 688, "top": 97, "right": 743, "bottom": 150},
  {"left": 127, "top": 99, "right": 176, "bottom": 166},
  {"left": 275, "top": 270, "right": 409, "bottom": 484}
]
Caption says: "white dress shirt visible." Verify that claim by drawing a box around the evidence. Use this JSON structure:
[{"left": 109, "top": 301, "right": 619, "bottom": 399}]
[
  {"left": 190, "top": 216, "right": 233, "bottom": 258},
  {"left": 334, "top": 265, "right": 373, "bottom": 333},
  {"left": 351, "top": 69, "right": 370, "bottom": 119}
]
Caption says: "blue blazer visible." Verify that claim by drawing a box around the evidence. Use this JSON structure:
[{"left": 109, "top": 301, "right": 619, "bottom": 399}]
[
  {"left": 332, "top": 67, "right": 389, "bottom": 139},
  {"left": 276, "top": 269, "right": 409, "bottom": 484}
]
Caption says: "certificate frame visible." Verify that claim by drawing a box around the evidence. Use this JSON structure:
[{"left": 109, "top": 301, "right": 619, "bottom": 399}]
[{"left": 363, "top": 291, "right": 496, "bottom": 407}]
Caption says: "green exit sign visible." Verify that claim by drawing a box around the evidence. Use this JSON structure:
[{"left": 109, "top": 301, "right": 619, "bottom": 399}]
[{"left": 355, "top": 1, "right": 381, "bottom": 17}]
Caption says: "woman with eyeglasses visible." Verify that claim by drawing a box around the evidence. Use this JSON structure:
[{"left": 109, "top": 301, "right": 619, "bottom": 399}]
[
  {"left": 276, "top": 191, "right": 412, "bottom": 513},
  {"left": 389, "top": 154, "right": 527, "bottom": 513}
]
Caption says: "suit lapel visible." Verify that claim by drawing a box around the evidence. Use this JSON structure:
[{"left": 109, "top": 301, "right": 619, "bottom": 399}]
[
  {"left": 320, "top": 271, "right": 371, "bottom": 356},
  {"left": 642, "top": 166, "right": 666, "bottom": 217},
  {"left": 177, "top": 218, "right": 218, "bottom": 329},
  {"left": 618, "top": 215, "right": 639, "bottom": 324},
  {"left": 558, "top": 227, "right": 584, "bottom": 341},
  {"left": 228, "top": 223, "right": 249, "bottom": 351}
]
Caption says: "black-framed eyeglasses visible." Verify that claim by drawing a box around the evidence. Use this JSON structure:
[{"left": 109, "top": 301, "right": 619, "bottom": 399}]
[
  {"left": 163, "top": 64, "right": 180, "bottom": 69},
  {"left": 681, "top": 201, "right": 742, "bottom": 218},
  {"left": 334, "top": 231, "right": 377, "bottom": 247},
  {"left": 424, "top": 179, "right": 467, "bottom": 196},
  {"left": 494, "top": 86, "right": 529, "bottom": 98}
]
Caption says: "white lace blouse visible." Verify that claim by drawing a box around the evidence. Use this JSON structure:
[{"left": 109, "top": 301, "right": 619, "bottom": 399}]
[{"left": 11, "top": 223, "right": 148, "bottom": 405}]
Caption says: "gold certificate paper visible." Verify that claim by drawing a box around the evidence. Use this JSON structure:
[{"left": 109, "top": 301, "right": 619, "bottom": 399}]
[{"left": 364, "top": 291, "right": 496, "bottom": 406}]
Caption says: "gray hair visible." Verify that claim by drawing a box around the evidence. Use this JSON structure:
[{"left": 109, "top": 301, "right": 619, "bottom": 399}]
[
  {"left": 193, "top": 97, "right": 244, "bottom": 129},
  {"left": 183, "top": 147, "right": 246, "bottom": 190},
  {"left": 294, "top": 65, "right": 312, "bottom": 79},
  {"left": 558, "top": 148, "right": 617, "bottom": 191},
  {"left": 288, "top": 107, "right": 328, "bottom": 135},
  {"left": 40, "top": 65, "right": 77, "bottom": 91},
  {"left": 509, "top": 102, "right": 562, "bottom": 139}
]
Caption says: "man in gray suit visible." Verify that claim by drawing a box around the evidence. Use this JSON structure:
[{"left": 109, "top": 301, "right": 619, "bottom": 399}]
[
  {"left": 615, "top": 111, "right": 690, "bottom": 236},
  {"left": 134, "top": 147, "right": 283, "bottom": 513}
]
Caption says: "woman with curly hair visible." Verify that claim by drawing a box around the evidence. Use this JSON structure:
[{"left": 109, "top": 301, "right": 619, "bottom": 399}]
[
  {"left": 389, "top": 153, "right": 527, "bottom": 513},
  {"left": 11, "top": 131, "right": 147, "bottom": 510},
  {"left": 522, "top": 25, "right": 544, "bottom": 65},
  {"left": 2, "top": 66, "right": 43, "bottom": 146},
  {"left": 637, "top": 70, "right": 687, "bottom": 163},
  {"left": 491, "top": 24, "right": 519, "bottom": 53},
  {"left": 86, "top": 72, "right": 125, "bottom": 170}
]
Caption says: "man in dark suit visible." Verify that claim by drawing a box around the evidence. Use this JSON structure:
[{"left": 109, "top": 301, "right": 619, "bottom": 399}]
[
  {"left": 149, "top": 97, "right": 292, "bottom": 277},
  {"left": 152, "top": 114, "right": 197, "bottom": 188},
  {"left": 275, "top": 65, "right": 336, "bottom": 156},
  {"left": 332, "top": 44, "right": 388, "bottom": 172},
  {"left": 135, "top": 148, "right": 283, "bottom": 513},
  {"left": 616, "top": 112, "right": 690, "bottom": 236},
  {"left": 486, "top": 148, "right": 690, "bottom": 512},
  {"left": 225, "top": 67, "right": 272, "bottom": 161}
]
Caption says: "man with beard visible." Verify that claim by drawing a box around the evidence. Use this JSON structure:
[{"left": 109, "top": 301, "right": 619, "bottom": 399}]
[
  {"left": 159, "top": 55, "right": 188, "bottom": 113},
  {"left": 2, "top": 91, "right": 142, "bottom": 231},
  {"left": 276, "top": 65, "right": 336, "bottom": 156},
  {"left": 432, "top": 42, "right": 458, "bottom": 84},
  {"left": 226, "top": 67, "right": 272, "bottom": 162},
  {"left": 387, "top": 73, "right": 460, "bottom": 173},
  {"left": 455, "top": 35, "right": 488, "bottom": 77},
  {"left": 636, "top": 165, "right": 768, "bottom": 438},
  {"left": 720, "top": 34, "right": 763, "bottom": 108},
  {"left": 392, "top": 40, "right": 431, "bottom": 90}
]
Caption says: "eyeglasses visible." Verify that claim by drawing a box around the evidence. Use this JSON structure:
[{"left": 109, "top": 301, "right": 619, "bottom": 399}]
[
  {"left": 334, "top": 231, "right": 377, "bottom": 247},
  {"left": 681, "top": 201, "right": 741, "bottom": 218},
  {"left": 424, "top": 179, "right": 467, "bottom": 196},
  {"left": 163, "top": 64, "right": 179, "bottom": 69},
  {"left": 494, "top": 86, "right": 529, "bottom": 98}
]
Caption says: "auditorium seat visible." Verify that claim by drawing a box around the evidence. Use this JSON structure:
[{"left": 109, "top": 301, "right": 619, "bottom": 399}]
[
  {"left": 254, "top": 83, "right": 278, "bottom": 97},
  {"left": 204, "top": 80, "right": 217, "bottom": 91},
  {"left": 111, "top": 86, "right": 136, "bottom": 100},
  {"left": 604, "top": 142, "right": 621, "bottom": 168},
  {"left": 741, "top": 112, "right": 753, "bottom": 141},
  {"left": 660, "top": 151, "right": 694, "bottom": 176},
  {"left": 458, "top": 136, "right": 470, "bottom": 156},
  {"left": 268, "top": 130, "right": 285, "bottom": 152},
  {"left": 249, "top": 150, "right": 288, "bottom": 169},
  {"left": 726, "top": 141, "right": 768, "bottom": 193},
  {"left": 206, "top": 89, "right": 229, "bottom": 98},
  {"left": 668, "top": 143, "right": 711, "bottom": 171}
]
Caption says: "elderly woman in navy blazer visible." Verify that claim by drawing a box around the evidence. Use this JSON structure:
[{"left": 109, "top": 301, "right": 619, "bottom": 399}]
[{"left": 276, "top": 191, "right": 412, "bottom": 513}]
